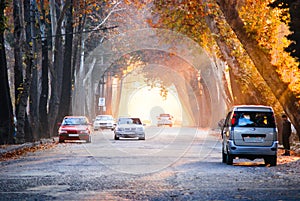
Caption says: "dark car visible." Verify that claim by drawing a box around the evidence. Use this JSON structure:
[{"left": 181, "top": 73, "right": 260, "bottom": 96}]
[{"left": 58, "top": 116, "right": 92, "bottom": 143}]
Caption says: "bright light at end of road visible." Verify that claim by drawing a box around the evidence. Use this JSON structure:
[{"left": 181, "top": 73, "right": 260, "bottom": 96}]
[{"left": 128, "top": 86, "right": 182, "bottom": 125}]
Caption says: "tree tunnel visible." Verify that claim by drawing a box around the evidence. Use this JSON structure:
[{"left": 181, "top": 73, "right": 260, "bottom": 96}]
[{"left": 73, "top": 28, "right": 227, "bottom": 128}]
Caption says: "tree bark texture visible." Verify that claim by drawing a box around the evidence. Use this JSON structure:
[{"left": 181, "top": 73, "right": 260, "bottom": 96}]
[
  {"left": 48, "top": 1, "right": 71, "bottom": 135},
  {"left": 0, "top": 0, "right": 15, "bottom": 144},
  {"left": 13, "top": 0, "right": 24, "bottom": 120},
  {"left": 29, "top": 1, "right": 39, "bottom": 140},
  {"left": 58, "top": 0, "right": 73, "bottom": 121},
  {"left": 39, "top": 0, "right": 50, "bottom": 138},
  {"left": 16, "top": 0, "right": 34, "bottom": 143}
]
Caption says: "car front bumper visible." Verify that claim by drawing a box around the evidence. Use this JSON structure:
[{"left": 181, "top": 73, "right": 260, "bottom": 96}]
[
  {"left": 59, "top": 133, "right": 90, "bottom": 141},
  {"left": 115, "top": 131, "right": 145, "bottom": 138}
]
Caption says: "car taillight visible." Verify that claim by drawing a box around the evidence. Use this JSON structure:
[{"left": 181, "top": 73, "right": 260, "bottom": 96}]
[{"left": 231, "top": 114, "right": 237, "bottom": 126}]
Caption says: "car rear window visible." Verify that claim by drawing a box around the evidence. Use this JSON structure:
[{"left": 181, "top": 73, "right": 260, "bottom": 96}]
[{"left": 231, "top": 111, "right": 275, "bottom": 128}]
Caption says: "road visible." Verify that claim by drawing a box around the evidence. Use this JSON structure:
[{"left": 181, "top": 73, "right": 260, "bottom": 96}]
[{"left": 0, "top": 127, "right": 299, "bottom": 200}]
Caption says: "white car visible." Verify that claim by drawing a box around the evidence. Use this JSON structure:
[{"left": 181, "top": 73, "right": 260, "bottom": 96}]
[
  {"left": 93, "top": 115, "right": 116, "bottom": 131},
  {"left": 114, "top": 117, "right": 145, "bottom": 140},
  {"left": 157, "top": 114, "right": 174, "bottom": 127}
]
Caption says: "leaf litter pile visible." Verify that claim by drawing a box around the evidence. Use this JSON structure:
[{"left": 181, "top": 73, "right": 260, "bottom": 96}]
[{"left": 0, "top": 141, "right": 57, "bottom": 161}]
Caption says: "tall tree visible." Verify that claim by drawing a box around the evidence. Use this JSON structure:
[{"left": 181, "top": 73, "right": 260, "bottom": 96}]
[
  {"left": 58, "top": 0, "right": 73, "bottom": 122},
  {"left": 38, "top": 0, "right": 50, "bottom": 138},
  {"left": 48, "top": 1, "right": 70, "bottom": 135},
  {"left": 15, "top": 0, "right": 34, "bottom": 143},
  {"left": 0, "top": 0, "right": 15, "bottom": 144},
  {"left": 13, "top": 0, "right": 24, "bottom": 142},
  {"left": 217, "top": 0, "right": 300, "bottom": 138},
  {"left": 29, "top": 0, "right": 39, "bottom": 140}
]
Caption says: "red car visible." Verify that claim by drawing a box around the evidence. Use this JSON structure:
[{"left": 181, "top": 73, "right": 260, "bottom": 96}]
[{"left": 58, "top": 116, "right": 92, "bottom": 143}]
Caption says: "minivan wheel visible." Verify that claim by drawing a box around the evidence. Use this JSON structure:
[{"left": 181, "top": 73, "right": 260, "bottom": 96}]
[
  {"left": 264, "top": 155, "right": 277, "bottom": 166},
  {"left": 222, "top": 150, "right": 227, "bottom": 163},
  {"left": 226, "top": 153, "right": 233, "bottom": 165},
  {"left": 114, "top": 135, "right": 119, "bottom": 140}
]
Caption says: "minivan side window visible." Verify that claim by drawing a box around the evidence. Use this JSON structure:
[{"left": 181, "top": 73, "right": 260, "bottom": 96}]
[{"left": 224, "top": 112, "right": 232, "bottom": 127}]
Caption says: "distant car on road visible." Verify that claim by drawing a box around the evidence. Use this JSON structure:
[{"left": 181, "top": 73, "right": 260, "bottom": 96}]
[
  {"left": 157, "top": 114, "right": 174, "bottom": 127},
  {"left": 93, "top": 115, "right": 116, "bottom": 131},
  {"left": 58, "top": 116, "right": 92, "bottom": 143},
  {"left": 114, "top": 117, "right": 145, "bottom": 140}
]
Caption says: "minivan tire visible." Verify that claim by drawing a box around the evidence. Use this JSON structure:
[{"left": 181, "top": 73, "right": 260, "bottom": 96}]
[
  {"left": 264, "top": 155, "right": 277, "bottom": 166},
  {"left": 222, "top": 150, "right": 227, "bottom": 163},
  {"left": 226, "top": 153, "right": 234, "bottom": 165}
]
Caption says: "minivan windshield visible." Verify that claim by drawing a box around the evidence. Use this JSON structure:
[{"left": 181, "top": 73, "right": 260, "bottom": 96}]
[{"left": 232, "top": 111, "right": 275, "bottom": 128}]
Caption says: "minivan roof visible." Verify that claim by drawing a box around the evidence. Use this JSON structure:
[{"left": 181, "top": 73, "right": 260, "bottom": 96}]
[{"left": 231, "top": 105, "right": 273, "bottom": 112}]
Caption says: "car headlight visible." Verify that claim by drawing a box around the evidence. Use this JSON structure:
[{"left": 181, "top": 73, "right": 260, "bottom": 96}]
[
  {"left": 116, "top": 127, "right": 124, "bottom": 131},
  {"left": 137, "top": 127, "right": 144, "bottom": 132},
  {"left": 79, "top": 129, "right": 89, "bottom": 134},
  {"left": 59, "top": 129, "right": 68, "bottom": 134}
]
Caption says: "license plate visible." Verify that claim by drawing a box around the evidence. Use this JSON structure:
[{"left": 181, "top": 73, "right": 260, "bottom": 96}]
[
  {"left": 125, "top": 132, "right": 135, "bottom": 135},
  {"left": 69, "top": 134, "right": 79, "bottom": 137},
  {"left": 243, "top": 137, "right": 264, "bottom": 143}
]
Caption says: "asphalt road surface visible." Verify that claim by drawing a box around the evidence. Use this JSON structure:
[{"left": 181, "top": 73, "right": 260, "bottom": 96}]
[{"left": 0, "top": 127, "right": 299, "bottom": 200}]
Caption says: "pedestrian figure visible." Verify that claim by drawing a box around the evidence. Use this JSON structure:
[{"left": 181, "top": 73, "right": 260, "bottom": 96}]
[{"left": 281, "top": 114, "right": 291, "bottom": 156}]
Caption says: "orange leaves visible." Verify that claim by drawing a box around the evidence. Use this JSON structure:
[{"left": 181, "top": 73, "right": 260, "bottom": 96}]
[{"left": 0, "top": 142, "right": 56, "bottom": 161}]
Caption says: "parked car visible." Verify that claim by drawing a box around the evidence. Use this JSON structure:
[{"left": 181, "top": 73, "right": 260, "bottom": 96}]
[
  {"left": 221, "top": 105, "right": 278, "bottom": 166},
  {"left": 93, "top": 115, "right": 116, "bottom": 131},
  {"left": 114, "top": 117, "right": 145, "bottom": 140},
  {"left": 157, "top": 113, "right": 173, "bottom": 127},
  {"left": 58, "top": 116, "right": 92, "bottom": 143}
]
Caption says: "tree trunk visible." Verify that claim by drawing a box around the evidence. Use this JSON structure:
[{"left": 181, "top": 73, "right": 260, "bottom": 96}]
[
  {"left": 58, "top": 0, "right": 73, "bottom": 121},
  {"left": 29, "top": 0, "right": 39, "bottom": 141},
  {"left": 39, "top": 0, "right": 50, "bottom": 138},
  {"left": 0, "top": 0, "right": 15, "bottom": 145},
  {"left": 48, "top": 1, "right": 70, "bottom": 136},
  {"left": 13, "top": 0, "right": 24, "bottom": 142},
  {"left": 105, "top": 72, "right": 113, "bottom": 115},
  {"left": 218, "top": 0, "right": 300, "bottom": 138},
  {"left": 16, "top": 0, "right": 34, "bottom": 143}
]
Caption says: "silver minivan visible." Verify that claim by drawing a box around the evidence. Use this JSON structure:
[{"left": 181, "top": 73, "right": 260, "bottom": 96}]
[{"left": 221, "top": 105, "right": 278, "bottom": 166}]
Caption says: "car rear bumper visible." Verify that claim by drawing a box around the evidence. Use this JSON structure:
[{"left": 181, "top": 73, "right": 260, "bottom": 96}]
[{"left": 227, "top": 140, "right": 278, "bottom": 156}]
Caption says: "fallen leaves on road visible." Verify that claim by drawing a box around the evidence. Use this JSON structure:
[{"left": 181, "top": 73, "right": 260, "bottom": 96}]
[
  {"left": 0, "top": 142, "right": 57, "bottom": 161},
  {"left": 277, "top": 149, "right": 300, "bottom": 165}
]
